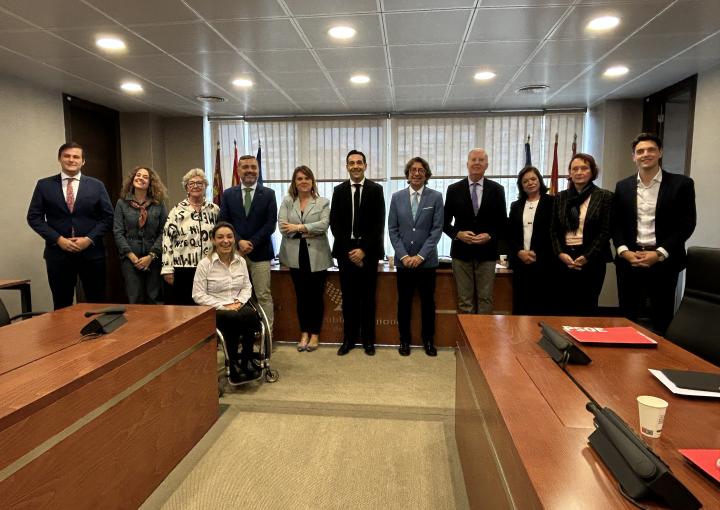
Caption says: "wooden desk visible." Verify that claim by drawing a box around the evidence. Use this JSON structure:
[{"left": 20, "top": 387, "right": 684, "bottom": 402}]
[
  {"left": 0, "top": 279, "right": 32, "bottom": 313},
  {"left": 0, "top": 304, "right": 218, "bottom": 509},
  {"left": 271, "top": 264, "right": 513, "bottom": 347},
  {"left": 455, "top": 315, "right": 720, "bottom": 510}
]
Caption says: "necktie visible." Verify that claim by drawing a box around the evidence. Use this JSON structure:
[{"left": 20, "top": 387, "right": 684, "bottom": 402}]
[
  {"left": 411, "top": 191, "right": 419, "bottom": 219},
  {"left": 352, "top": 183, "right": 361, "bottom": 238},
  {"left": 66, "top": 178, "right": 75, "bottom": 213},
  {"left": 471, "top": 182, "right": 479, "bottom": 215},
  {"left": 243, "top": 187, "right": 252, "bottom": 216}
]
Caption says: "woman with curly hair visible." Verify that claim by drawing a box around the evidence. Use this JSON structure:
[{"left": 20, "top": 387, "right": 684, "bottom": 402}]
[{"left": 113, "top": 166, "right": 168, "bottom": 303}]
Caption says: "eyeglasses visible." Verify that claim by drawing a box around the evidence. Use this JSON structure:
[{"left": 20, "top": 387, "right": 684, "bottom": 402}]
[{"left": 187, "top": 180, "right": 205, "bottom": 188}]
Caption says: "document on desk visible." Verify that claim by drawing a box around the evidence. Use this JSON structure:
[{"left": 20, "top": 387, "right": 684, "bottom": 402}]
[
  {"left": 649, "top": 369, "right": 720, "bottom": 398},
  {"left": 678, "top": 449, "right": 720, "bottom": 483},
  {"left": 562, "top": 325, "right": 657, "bottom": 345}
]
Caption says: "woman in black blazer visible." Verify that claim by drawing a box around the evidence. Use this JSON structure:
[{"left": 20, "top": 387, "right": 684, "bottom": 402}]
[
  {"left": 508, "top": 166, "right": 556, "bottom": 315},
  {"left": 551, "top": 153, "right": 613, "bottom": 316}
]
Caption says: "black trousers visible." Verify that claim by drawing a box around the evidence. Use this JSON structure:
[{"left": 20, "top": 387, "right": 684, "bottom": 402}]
[
  {"left": 46, "top": 254, "right": 105, "bottom": 310},
  {"left": 165, "top": 267, "right": 197, "bottom": 305},
  {"left": 512, "top": 261, "right": 558, "bottom": 316},
  {"left": 289, "top": 239, "right": 327, "bottom": 334},
  {"left": 396, "top": 267, "right": 436, "bottom": 346},
  {"left": 616, "top": 258, "right": 678, "bottom": 335},
  {"left": 338, "top": 256, "right": 379, "bottom": 345},
  {"left": 557, "top": 247, "right": 607, "bottom": 317},
  {"left": 216, "top": 306, "right": 258, "bottom": 373}
]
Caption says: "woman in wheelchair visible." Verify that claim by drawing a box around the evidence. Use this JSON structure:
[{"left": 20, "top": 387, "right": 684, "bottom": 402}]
[{"left": 192, "top": 221, "right": 258, "bottom": 383}]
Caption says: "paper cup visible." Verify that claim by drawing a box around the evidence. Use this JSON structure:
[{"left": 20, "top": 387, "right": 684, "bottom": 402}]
[
  {"left": 637, "top": 395, "right": 668, "bottom": 438},
  {"left": 388, "top": 255, "right": 395, "bottom": 269}
]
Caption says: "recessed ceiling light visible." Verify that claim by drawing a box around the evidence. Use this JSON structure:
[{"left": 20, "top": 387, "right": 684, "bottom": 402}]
[
  {"left": 328, "top": 26, "right": 356, "bottom": 40},
  {"left": 587, "top": 16, "right": 620, "bottom": 32},
  {"left": 96, "top": 37, "right": 126, "bottom": 51},
  {"left": 120, "top": 81, "right": 143, "bottom": 93},
  {"left": 350, "top": 74, "right": 370, "bottom": 85},
  {"left": 604, "top": 65, "right": 629, "bottom": 77},
  {"left": 232, "top": 78, "right": 253, "bottom": 88},
  {"left": 474, "top": 71, "right": 496, "bottom": 81}
]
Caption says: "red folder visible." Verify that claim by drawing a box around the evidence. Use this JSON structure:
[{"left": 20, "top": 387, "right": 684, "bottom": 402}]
[
  {"left": 679, "top": 449, "right": 720, "bottom": 483},
  {"left": 562, "top": 326, "right": 657, "bottom": 345}
]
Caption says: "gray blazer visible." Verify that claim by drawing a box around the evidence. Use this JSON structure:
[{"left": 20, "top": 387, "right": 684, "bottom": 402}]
[
  {"left": 113, "top": 197, "right": 168, "bottom": 258},
  {"left": 388, "top": 186, "right": 444, "bottom": 268},
  {"left": 278, "top": 195, "right": 333, "bottom": 272}
]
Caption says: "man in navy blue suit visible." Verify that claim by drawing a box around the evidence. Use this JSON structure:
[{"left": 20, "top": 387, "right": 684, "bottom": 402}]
[
  {"left": 388, "top": 157, "right": 444, "bottom": 356},
  {"left": 27, "top": 142, "right": 114, "bottom": 309},
  {"left": 219, "top": 154, "right": 277, "bottom": 329}
]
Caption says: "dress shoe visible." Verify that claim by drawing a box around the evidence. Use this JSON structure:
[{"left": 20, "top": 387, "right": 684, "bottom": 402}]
[
  {"left": 364, "top": 344, "right": 376, "bottom": 356},
  {"left": 297, "top": 333, "right": 309, "bottom": 352},
  {"left": 306, "top": 334, "right": 319, "bottom": 352},
  {"left": 423, "top": 342, "right": 437, "bottom": 357},
  {"left": 398, "top": 343, "right": 411, "bottom": 356},
  {"left": 337, "top": 341, "right": 354, "bottom": 356}
]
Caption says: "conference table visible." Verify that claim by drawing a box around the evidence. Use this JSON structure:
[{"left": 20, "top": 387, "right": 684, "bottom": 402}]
[
  {"left": 455, "top": 315, "right": 720, "bottom": 509},
  {"left": 0, "top": 279, "right": 32, "bottom": 313},
  {"left": 0, "top": 304, "right": 218, "bottom": 509}
]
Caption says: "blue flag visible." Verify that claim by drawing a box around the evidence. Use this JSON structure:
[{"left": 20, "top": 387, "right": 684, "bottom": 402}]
[
  {"left": 256, "top": 143, "right": 263, "bottom": 187},
  {"left": 524, "top": 136, "right": 532, "bottom": 166}
]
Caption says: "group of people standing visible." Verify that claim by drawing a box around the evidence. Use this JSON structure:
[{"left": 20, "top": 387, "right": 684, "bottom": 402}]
[{"left": 27, "top": 131, "right": 695, "bottom": 382}]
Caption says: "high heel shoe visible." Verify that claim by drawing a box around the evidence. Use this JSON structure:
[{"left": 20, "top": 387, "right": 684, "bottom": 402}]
[
  {"left": 306, "top": 334, "right": 319, "bottom": 352},
  {"left": 297, "top": 333, "right": 309, "bottom": 352}
]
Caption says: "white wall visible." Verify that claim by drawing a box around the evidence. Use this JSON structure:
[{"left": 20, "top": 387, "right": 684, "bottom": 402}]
[
  {"left": 689, "top": 64, "right": 720, "bottom": 248},
  {"left": 0, "top": 75, "right": 65, "bottom": 315}
]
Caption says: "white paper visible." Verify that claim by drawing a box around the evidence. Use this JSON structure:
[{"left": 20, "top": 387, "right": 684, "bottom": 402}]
[{"left": 648, "top": 369, "right": 720, "bottom": 398}]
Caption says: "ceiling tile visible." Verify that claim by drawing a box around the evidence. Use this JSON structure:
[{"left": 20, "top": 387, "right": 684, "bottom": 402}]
[
  {"left": 0, "top": 30, "right": 94, "bottom": 59},
  {"left": 185, "top": 0, "right": 286, "bottom": 20},
  {"left": 337, "top": 86, "right": 393, "bottom": 102},
  {"left": 395, "top": 85, "right": 448, "bottom": 100},
  {"left": 531, "top": 38, "right": 622, "bottom": 64},
  {"left": 513, "top": 63, "right": 590, "bottom": 89},
  {"left": 447, "top": 82, "right": 506, "bottom": 99},
  {"left": 296, "top": 14, "right": 382, "bottom": 48},
  {"left": 460, "top": 41, "right": 540, "bottom": 66},
  {"left": 392, "top": 68, "right": 453, "bottom": 87},
  {"left": 469, "top": 6, "right": 568, "bottom": 42},
  {"left": 645, "top": 0, "right": 720, "bottom": 36},
  {"left": 0, "top": 0, "right": 109, "bottom": 29},
  {"left": 211, "top": 19, "right": 306, "bottom": 50},
  {"left": 0, "top": 10, "right": 33, "bottom": 30},
  {"left": 383, "top": 0, "right": 475, "bottom": 10},
  {"left": 243, "top": 49, "right": 321, "bottom": 73},
  {"left": 173, "top": 52, "right": 255, "bottom": 76},
  {"left": 389, "top": 44, "right": 460, "bottom": 68},
  {"left": 453, "top": 65, "right": 520, "bottom": 86},
  {"left": 265, "top": 71, "right": 335, "bottom": 89},
  {"left": 385, "top": 11, "right": 471, "bottom": 45},
  {"left": 132, "top": 22, "right": 232, "bottom": 53},
  {"left": 92, "top": 0, "right": 200, "bottom": 25},
  {"left": 315, "top": 46, "right": 387, "bottom": 70},
  {"left": 284, "top": 0, "right": 378, "bottom": 16},
  {"left": 286, "top": 88, "right": 342, "bottom": 102},
  {"left": 329, "top": 69, "right": 390, "bottom": 88}
]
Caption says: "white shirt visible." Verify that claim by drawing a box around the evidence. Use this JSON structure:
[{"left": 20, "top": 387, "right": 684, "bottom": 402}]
[
  {"left": 616, "top": 169, "right": 669, "bottom": 259},
  {"left": 350, "top": 178, "right": 365, "bottom": 239},
  {"left": 61, "top": 170, "right": 81, "bottom": 202},
  {"left": 565, "top": 196, "right": 590, "bottom": 246},
  {"left": 408, "top": 185, "right": 424, "bottom": 199},
  {"left": 192, "top": 252, "right": 252, "bottom": 309},
  {"left": 468, "top": 177, "right": 484, "bottom": 209},
  {"left": 522, "top": 199, "right": 539, "bottom": 251}
]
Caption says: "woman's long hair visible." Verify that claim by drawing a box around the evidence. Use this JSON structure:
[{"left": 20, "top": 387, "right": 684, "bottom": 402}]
[{"left": 120, "top": 166, "right": 168, "bottom": 204}]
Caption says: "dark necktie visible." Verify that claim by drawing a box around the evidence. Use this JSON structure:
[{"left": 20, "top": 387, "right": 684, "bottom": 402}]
[
  {"left": 471, "top": 182, "right": 479, "bottom": 215},
  {"left": 352, "top": 183, "right": 361, "bottom": 239}
]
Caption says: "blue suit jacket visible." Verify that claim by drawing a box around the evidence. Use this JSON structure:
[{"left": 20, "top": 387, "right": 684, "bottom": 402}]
[
  {"left": 388, "top": 187, "right": 444, "bottom": 268},
  {"left": 219, "top": 184, "right": 277, "bottom": 262},
  {"left": 27, "top": 174, "right": 114, "bottom": 261}
]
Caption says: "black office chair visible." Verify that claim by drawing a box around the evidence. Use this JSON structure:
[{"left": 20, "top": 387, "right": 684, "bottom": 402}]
[
  {"left": 0, "top": 298, "right": 45, "bottom": 327},
  {"left": 665, "top": 246, "right": 720, "bottom": 367}
]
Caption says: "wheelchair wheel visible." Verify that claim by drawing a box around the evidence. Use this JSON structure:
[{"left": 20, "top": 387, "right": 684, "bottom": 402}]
[{"left": 265, "top": 369, "right": 279, "bottom": 383}]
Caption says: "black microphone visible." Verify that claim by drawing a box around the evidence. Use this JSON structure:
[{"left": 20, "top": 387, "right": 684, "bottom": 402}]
[{"left": 84, "top": 306, "right": 127, "bottom": 317}]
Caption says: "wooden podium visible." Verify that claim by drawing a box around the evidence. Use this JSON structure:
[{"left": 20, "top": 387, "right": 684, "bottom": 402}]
[{"left": 0, "top": 304, "right": 218, "bottom": 509}]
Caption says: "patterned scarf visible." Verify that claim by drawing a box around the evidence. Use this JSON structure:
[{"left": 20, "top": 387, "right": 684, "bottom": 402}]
[
  {"left": 565, "top": 183, "right": 596, "bottom": 232},
  {"left": 128, "top": 197, "right": 150, "bottom": 228}
]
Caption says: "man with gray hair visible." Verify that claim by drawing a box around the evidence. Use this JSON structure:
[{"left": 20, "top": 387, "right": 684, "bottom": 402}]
[{"left": 443, "top": 148, "right": 507, "bottom": 314}]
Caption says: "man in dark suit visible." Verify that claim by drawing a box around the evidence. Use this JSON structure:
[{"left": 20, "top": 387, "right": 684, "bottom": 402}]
[
  {"left": 612, "top": 132, "right": 696, "bottom": 335},
  {"left": 27, "top": 142, "right": 114, "bottom": 309},
  {"left": 220, "top": 155, "right": 277, "bottom": 329},
  {"left": 330, "top": 150, "right": 385, "bottom": 356},
  {"left": 443, "top": 148, "right": 507, "bottom": 314}
]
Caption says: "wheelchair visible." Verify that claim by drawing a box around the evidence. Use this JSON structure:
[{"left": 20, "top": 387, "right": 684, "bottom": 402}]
[{"left": 217, "top": 299, "right": 279, "bottom": 394}]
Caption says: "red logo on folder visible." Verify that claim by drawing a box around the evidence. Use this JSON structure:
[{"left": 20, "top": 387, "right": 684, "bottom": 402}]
[{"left": 562, "top": 326, "right": 658, "bottom": 345}]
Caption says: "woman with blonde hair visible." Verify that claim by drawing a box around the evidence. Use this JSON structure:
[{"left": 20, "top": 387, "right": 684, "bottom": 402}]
[
  {"left": 162, "top": 168, "right": 219, "bottom": 305},
  {"left": 278, "top": 165, "right": 332, "bottom": 352},
  {"left": 113, "top": 166, "right": 168, "bottom": 303}
]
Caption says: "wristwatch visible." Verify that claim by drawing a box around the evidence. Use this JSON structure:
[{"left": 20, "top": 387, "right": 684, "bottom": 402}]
[{"left": 655, "top": 250, "right": 666, "bottom": 262}]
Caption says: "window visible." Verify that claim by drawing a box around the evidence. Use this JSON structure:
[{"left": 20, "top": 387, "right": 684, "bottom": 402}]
[{"left": 210, "top": 111, "right": 584, "bottom": 258}]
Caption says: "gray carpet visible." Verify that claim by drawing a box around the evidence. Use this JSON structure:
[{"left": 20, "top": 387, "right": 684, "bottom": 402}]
[{"left": 142, "top": 344, "right": 468, "bottom": 510}]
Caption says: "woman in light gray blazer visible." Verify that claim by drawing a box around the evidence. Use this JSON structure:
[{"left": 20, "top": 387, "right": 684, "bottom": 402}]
[{"left": 279, "top": 165, "right": 333, "bottom": 352}]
